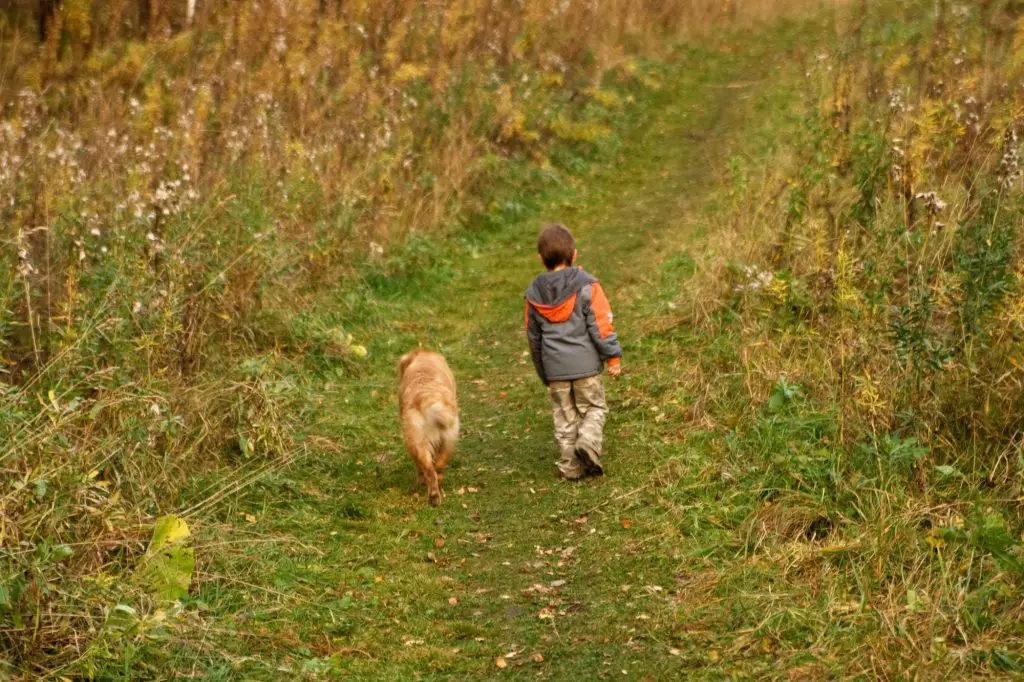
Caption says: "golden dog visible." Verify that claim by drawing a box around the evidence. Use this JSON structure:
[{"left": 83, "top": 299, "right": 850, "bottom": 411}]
[{"left": 397, "top": 350, "right": 459, "bottom": 506}]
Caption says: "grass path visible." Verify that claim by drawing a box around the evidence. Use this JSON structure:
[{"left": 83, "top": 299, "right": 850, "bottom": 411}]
[{"left": 161, "top": 15, "right": 840, "bottom": 681}]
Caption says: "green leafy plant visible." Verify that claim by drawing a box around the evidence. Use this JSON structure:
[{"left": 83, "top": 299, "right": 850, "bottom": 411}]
[{"left": 135, "top": 515, "right": 195, "bottom": 604}]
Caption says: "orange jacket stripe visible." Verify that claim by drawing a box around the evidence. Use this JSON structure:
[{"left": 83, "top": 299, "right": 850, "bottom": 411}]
[
  {"left": 590, "top": 282, "right": 615, "bottom": 339},
  {"left": 528, "top": 293, "right": 578, "bottom": 324}
]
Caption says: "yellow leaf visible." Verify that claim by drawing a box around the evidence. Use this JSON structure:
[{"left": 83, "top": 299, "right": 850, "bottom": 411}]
[
  {"left": 138, "top": 514, "right": 194, "bottom": 603},
  {"left": 394, "top": 62, "right": 429, "bottom": 83},
  {"left": 621, "top": 519, "right": 632, "bottom": 529},
  {"left": 495, "top": 657, "right": 507, "bottom": 669},
  {"left": 151, "top": 515, "right": 191, "bottom": 546}
]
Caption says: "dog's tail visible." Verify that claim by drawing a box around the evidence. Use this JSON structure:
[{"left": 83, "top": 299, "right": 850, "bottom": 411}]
[{"left": 425, "top": 402, "right": 457, "bottom": 431}]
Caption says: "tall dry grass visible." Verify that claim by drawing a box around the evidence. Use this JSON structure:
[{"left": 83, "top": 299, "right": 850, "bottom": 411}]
[
  {"left": 665, "top": 2, "right": 1024, "bottom": 670},
  {"left": 692, "top": 0, "right": 1024, "bottom": 459}
]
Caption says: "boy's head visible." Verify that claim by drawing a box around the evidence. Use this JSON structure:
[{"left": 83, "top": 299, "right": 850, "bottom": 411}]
[{"left": 537, "top": 223, "right": 577, "bottom": 270}]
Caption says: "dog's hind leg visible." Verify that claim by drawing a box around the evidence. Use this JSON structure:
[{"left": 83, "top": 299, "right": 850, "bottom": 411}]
[
  {"left": 433, "top": 428, "right": 457, "bottom": 480},
  {"left": 412, "top": 445, "right": 442, "bottom": 506},
  {"left": 423, "top": 463, "right": 441, "bottom": 506}
]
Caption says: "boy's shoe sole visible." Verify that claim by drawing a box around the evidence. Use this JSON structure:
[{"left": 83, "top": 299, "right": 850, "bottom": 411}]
[{"left": 575, "top": 447, "right": 604, "bottom": 476}]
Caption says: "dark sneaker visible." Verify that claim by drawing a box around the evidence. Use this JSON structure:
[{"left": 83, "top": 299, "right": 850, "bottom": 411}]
[{"left": 574, "top": 447, "right": 604, "bottom": 476}]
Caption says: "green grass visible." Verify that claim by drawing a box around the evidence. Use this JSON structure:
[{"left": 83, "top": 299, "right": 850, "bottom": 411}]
[{"left": 70, "top": 9, "right": 1024, "bottom": 681}]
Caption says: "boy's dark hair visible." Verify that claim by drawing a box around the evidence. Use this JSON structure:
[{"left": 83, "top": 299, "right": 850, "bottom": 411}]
[{"left": 537, "top": 223, "right": 575, "bottom": 270}]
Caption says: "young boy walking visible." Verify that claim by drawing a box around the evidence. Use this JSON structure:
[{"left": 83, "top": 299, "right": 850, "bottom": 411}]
[{"left": 525, "top": 223, "right": 622, "bottom": 479}]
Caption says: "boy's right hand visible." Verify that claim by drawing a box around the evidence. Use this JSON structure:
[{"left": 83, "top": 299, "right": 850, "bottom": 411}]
[{"left": 607, "top": 362, "right": 622, "bottom": 377}]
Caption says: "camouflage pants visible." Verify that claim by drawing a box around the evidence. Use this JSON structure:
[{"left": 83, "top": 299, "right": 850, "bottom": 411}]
[{"left": 549, "top": 375, "right": 607, "bottom": 479}]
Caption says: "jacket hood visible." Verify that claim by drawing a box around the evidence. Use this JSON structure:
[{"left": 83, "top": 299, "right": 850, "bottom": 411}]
[
  {"left": 526, "top": 267, "right": 596, "bottom": 306},
  {"left": 525, "top": 267, "right": 596, "bottom": 323}
]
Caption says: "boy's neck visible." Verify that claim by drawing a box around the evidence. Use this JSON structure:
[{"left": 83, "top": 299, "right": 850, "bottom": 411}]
[{"left": 550, "top": 264, "right": 573, "bottom": 272}]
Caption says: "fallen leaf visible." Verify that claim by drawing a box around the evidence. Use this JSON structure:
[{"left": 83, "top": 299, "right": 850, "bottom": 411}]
[
  {"left": 669, "top": 648, "right": 681, "bottom": 656},
  {"left": 620, "top": 519, "right": 632, "bottom": 529},
  {"left": 533, "top": 654, "right": 544, "bottom": 663},
  {"left": 550, "top": 579, "right": 567, "bottom": 588},
  {"left": 708, "top": 650, "right": 721, "bottom": 663},
  {"left": 244, "top": 514, "right": 256, "bottom": 523},
  {"left": 426, "top": 552, "right": 437, "bottom": 562},
  {"left": 435, "top": 537, "right": 446, "bottom": 548},
  {"left": 448, "top": 597, "right": 459, "bottom": 605},
  {"left": 495, "top": 657, "right": 507, "bottom": 669}
]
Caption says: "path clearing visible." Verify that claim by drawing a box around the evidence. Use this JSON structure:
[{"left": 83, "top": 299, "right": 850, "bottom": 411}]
[{"left": 170, "top": 16, "right": 831, "bottom": 681}]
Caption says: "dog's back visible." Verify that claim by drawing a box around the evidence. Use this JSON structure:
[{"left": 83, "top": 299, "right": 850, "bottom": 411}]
[{"left": 398, "top": 350, "right": 459, "bottom": 505}]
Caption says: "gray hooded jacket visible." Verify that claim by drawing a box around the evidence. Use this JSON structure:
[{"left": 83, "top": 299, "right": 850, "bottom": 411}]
[{"left": 524, "top": 267, "right": 622, "bottom": 384}]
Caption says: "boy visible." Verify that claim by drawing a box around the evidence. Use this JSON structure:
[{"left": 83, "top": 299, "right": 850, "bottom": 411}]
[{"left": 524, "top": 223, "right": 622, "bottom": 479}]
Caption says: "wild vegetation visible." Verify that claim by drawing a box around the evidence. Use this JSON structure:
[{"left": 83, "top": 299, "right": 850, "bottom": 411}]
[
  {"left": 0, "top": 0, "right": 1022, "bottom": 678},
  {"left": 652, "top": 0, "right": 1024, "bottom": 674}
]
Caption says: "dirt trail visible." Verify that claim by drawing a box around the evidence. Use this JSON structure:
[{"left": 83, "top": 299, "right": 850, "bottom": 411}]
[{"left": 171, "top": 19, "right": 819, "bottom": 681}]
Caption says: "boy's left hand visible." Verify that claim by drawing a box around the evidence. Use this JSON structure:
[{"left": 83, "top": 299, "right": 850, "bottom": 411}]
[{"left": 607, "top": 363, "right": 622, "bottom": 377}]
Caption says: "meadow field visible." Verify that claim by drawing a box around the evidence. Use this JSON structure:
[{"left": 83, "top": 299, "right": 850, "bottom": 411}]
[{"left": 0, "top": 0, "right": 1022, "bottom": 678}]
